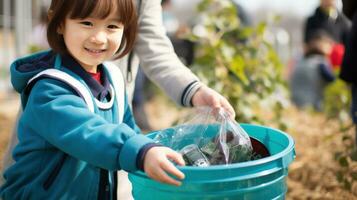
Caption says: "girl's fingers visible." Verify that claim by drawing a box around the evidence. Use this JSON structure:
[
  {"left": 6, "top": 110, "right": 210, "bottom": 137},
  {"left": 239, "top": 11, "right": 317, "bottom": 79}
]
[
  {"left": 166, "top": 150, "right": 185, "bottom": 166},
  {"left": 150, "top": 167, "right": 182, "bottom": 186},
  {"left": 160, "top": 158, "right": 185, "bottom": 180}
]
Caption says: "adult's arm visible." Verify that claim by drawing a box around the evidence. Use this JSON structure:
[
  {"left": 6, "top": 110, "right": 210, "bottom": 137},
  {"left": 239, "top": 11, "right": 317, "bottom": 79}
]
[{"left": 134, "top": 0, "right": 201, "bottom": 106}]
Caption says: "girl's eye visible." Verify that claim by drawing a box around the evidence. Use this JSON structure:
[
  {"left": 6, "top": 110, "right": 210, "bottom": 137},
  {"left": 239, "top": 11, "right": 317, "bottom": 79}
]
[
  {"left": 80, "top": 21, "right": 93, "bottom": 26},
  {"left": 108, "top": 24, "right": 121, "bottom": 29}
]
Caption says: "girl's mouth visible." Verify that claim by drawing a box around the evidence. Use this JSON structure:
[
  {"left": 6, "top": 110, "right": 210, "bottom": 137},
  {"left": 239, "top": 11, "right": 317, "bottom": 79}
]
[{"left": 84, "top": 47, "right": 106, "bottom": 53}]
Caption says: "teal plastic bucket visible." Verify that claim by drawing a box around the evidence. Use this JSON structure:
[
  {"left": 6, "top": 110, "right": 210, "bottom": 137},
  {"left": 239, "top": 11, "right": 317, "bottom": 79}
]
[{"left": 129, "top": 124, "right": 295, "bottom": 200}]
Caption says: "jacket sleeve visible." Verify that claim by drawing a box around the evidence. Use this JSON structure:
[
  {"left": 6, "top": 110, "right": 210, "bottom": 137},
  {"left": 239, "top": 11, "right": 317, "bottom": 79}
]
[
  {"left": 23, "top": 79, "right": 153, "bottom": 171},
  {"left": 318, "top": 62, "right": 335, "bottom": 82},
  {"left": 134, "top": 0, "right": 202, "bottom": 106}
]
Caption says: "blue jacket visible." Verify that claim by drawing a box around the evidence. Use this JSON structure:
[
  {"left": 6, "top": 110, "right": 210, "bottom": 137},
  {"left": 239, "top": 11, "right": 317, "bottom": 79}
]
[
  {"left": 0, "top": 51, "right": 154, "bottom": 199},
  {"left": 290, "top": 54, "right": 335, "bottom": 111}
]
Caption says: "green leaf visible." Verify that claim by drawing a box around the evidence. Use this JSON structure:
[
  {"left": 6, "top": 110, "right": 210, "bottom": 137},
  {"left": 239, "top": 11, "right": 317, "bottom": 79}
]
[
  {"left": 343, "top": 179, "right": 352, "bottom": 190},
  {"left": 338, "top": 156, "right": 349, "bottom": 167},
  {"left": 336, "top": 171, "right": 343, "bottom": 182},
  {"left": 256, "top": 22, "right": 267, "bottom": 35},
  {"left": 229, "top": 56, "right": 248, "bottom": 85}
]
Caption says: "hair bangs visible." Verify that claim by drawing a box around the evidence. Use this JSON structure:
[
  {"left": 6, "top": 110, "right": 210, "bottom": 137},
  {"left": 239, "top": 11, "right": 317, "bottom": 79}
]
[
  {"left": 116, "top": 0, "right": 137, "bottom": 27},
  {"left": 68, "top": 0, "right": 115, "bottom": 20}
]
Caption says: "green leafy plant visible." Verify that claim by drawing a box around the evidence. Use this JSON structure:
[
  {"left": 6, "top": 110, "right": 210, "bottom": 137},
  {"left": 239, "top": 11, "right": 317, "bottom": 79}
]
[
  {"left": 325, "top": 79, "right": 357, "bottom": 191},
  {"left": 324, "top": 79, "right": 351, "bottom": 124},
  {"left": 188, "top": 0, "right": 287, "bottom": 128}
]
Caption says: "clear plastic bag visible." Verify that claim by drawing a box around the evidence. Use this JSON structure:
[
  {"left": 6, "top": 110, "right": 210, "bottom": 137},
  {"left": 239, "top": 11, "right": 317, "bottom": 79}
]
[{"left": 154, "top": 107, "right": 253, "bottom": 166}]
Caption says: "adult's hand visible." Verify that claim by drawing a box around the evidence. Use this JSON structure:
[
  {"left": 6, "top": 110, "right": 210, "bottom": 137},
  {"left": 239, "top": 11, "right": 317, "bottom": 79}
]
[{"left": 191, "top": 85, "right": 236, "bottom": 119}]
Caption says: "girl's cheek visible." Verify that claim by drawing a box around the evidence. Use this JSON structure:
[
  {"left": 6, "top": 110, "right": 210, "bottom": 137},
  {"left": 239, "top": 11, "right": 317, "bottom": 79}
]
[{"left": 114, "top": 31, "right": 124, "bottom": 44}]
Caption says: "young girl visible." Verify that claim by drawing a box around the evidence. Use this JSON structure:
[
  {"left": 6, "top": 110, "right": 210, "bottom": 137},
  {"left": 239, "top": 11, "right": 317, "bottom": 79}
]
[{"left": 0, "top": 0, "right": 185, "bottom": 199}]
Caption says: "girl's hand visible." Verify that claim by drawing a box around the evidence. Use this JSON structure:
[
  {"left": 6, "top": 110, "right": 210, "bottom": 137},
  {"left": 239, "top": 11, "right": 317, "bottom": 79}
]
[
  {"left": 191, "top": 85, "right": 236, "bottom": 119},
  {"left": 143, "top": 146, "right": 185, "bottom": 186}
]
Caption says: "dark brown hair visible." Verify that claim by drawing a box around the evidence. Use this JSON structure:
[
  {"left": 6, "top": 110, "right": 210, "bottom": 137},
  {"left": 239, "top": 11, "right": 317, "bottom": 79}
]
[
  {"left": 47, "top": 0, "right": 137, "bottom": 59},
  {"left": 305, "top": 30, "right": 333, "bottom": 57}
]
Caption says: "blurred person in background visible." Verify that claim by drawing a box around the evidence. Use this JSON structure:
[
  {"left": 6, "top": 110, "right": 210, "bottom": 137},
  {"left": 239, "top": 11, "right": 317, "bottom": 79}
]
[
  {"left": 132, "top": 66, "right": 152, "bottom": 131},
  {"left": 290, "top": 31, "right": 335, "bottom": 111},
  {"left": 304, "top": 0, "right": 350, "bottom": 72},
  {"left": 161, "top": 0, "right": 195, "bottom": 66},
  {"left": 340, "top": 0, "right": 357, "bottom": 148},
  {"left": 304, "top": 0, "right": 350, "bottom": 45}
]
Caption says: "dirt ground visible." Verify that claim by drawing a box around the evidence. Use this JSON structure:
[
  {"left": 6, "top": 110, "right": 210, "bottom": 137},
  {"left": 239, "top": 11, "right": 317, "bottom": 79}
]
[
  {"left": 282, "top": 108, "right": 357, "bottom": 200},
  {"left": 0, "top": 91, "right": 356, "bottom": 200}
]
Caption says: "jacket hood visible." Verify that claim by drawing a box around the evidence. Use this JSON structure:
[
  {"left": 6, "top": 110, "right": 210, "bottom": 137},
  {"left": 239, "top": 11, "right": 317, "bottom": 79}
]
[{"left": 10, "top": 50, "right": 55, "bottom": 93}]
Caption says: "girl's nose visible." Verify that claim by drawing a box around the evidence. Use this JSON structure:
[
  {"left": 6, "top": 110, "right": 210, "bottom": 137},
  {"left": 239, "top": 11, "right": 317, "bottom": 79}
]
[{"left": 90, "top": 31, "right": 107, "bottom": 44}]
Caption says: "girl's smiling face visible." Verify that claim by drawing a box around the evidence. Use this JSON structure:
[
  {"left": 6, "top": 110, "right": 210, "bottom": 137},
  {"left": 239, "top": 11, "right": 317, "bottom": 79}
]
[{"left": 59, "top": 10, "right": 124, "bottom": 73}]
